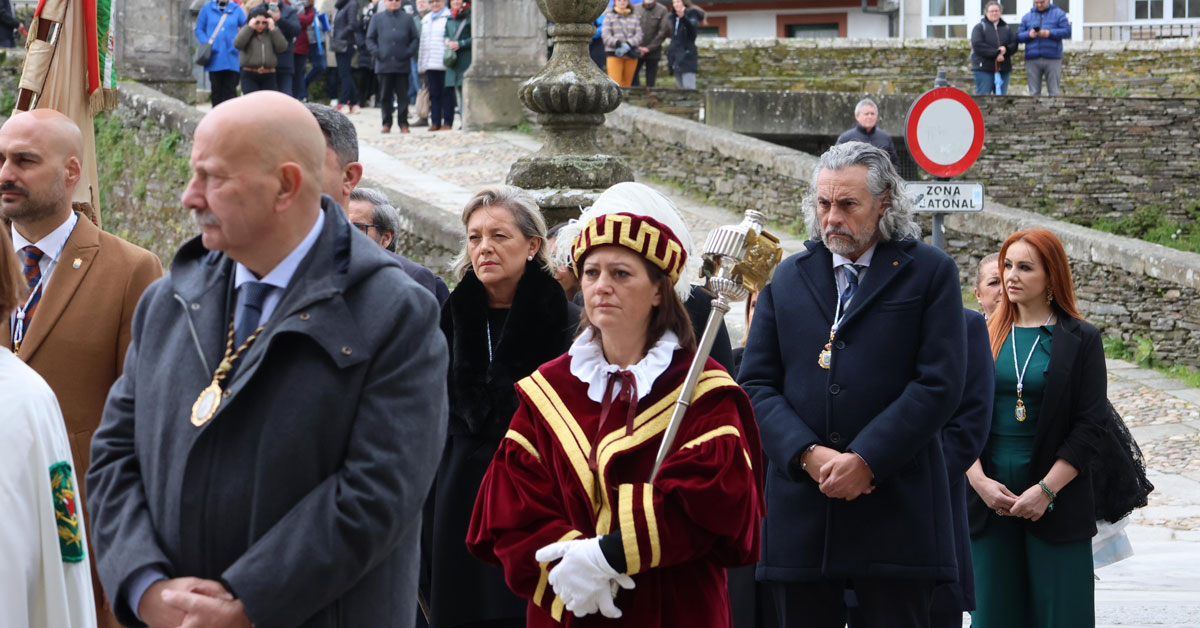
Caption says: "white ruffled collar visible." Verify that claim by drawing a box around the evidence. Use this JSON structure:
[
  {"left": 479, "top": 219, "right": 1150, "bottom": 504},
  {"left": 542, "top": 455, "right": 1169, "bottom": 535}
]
[{"left": 569, "top": 328, "right": 680, "bottom": 403}]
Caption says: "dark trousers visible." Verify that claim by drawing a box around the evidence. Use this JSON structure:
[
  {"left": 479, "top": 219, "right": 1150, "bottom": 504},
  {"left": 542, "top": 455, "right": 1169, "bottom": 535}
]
[
  {"left": 632, "top": 56, "right": 660, "bottom": 87},
  {"left": 335, "top": 52, "right": 358, "bottom": 105},
  {"left": 209, "top": 70, "right": 240, "bottom": 105},
  {"left": 292, "top": 52, "right": 307, "bottom": 99},
  {"left": 378, "top": 72, "right": 409, "bottom": 127},
  {"left": 588, "top": 37, "right": 606, "bottom": 70},
  {"left": 356, "top": 67, "right": 376, "bottom": 105},
  {"left": 276, "top": 69, "right": 295, "bottom": 97},
  {"left": 769, "top": 579, "right": 934, "bottom": 628},
  {"left": 426, "top": 69, "right": 455, "bottom": 127},
  {"left": 304, "top": 47, "right": 327, "bottom": 97},
  {"left": 240, "top": 71, "right": 277, "bottom": 94}
]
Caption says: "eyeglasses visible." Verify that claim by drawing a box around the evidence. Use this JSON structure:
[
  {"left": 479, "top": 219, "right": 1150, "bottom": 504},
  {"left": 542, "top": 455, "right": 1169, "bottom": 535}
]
[{"left": 352, "top": 222, "right": 382, "bottom": 233}]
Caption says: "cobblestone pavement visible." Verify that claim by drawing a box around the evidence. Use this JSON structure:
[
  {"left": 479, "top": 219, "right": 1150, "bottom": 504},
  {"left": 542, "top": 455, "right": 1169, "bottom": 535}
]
[{"left": 347, "top": 114, "right": 1200, "bottom": 626}]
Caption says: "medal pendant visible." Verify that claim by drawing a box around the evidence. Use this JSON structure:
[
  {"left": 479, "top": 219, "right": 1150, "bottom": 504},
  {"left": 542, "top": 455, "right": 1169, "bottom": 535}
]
[
  {"left": 818, "top": 344, "right": 833, "bottom": 369},
  {"left": 191, "top": 381, "right": 223, "bottom": 427},
  {"left": 1015, "top": 399, "right": 1026, "bottom": 422}
]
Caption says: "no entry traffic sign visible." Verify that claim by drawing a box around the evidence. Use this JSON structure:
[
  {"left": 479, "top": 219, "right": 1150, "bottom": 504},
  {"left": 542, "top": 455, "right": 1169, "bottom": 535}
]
[{"left": 904, "top": 87, "right": 985, "bottom": 178}]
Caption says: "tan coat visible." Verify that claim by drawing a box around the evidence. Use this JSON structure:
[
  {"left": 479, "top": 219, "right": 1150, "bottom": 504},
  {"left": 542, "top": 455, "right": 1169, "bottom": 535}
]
[{"left": 2, "top": 214, "right": 162, "bottom": 627}]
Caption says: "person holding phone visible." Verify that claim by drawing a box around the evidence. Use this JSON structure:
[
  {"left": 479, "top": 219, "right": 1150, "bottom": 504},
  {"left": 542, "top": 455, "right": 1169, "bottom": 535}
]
[
  {"left": 234, "top": 5, "right": 288, "bottom": 94},
  {"left": 1017, "top": 0, "right": 1070, "bottom": 96}
]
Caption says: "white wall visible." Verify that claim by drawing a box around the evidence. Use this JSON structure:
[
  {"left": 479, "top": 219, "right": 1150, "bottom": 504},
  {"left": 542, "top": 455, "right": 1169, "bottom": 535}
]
[
  {"left": 721, "top": 11, "right": 780, "bottom": 38},
  {"left": 848, "top": 11, "right": 893, "bottom": 37}
]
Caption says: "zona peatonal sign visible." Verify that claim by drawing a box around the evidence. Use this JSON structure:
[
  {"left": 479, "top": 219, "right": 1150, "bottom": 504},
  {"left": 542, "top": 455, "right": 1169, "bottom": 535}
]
[
  {"left": 904, "top": 87, "right": 985, "bottom": 178},
  {"left": 908, "top": 181, "right": 985, "bottom": 213}
]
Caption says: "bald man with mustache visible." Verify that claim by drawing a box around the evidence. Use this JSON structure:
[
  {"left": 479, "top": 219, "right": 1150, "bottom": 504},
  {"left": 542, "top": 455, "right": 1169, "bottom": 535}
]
[
  {"left": 86, "top": 92, "right": 449, "bottom": 628},
  {"left": 0, "top": 109, "right": 162, "bottom": 628}
]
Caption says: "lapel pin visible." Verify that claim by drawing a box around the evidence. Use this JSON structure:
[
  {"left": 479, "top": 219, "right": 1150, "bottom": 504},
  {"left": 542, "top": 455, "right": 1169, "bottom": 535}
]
[
  {"left": 73, "top": 258, "right": 82, "bottom": 269},
  {"left": 893, "top": 261, "right": 899, "bottom": 266}
]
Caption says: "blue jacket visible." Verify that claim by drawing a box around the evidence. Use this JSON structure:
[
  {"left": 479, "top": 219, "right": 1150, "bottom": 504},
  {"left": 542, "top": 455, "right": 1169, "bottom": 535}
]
[
  {"left": 740, "top": 237, "right": 966, "bottom": 583},
  {"left": 194, "top": 0, "right": 247, "bottom": 73},
  {"left": 1018, "top": 3, "right": 1071, "bottom": 60},
  {"left": 930, "top": 309, "right": 994, "bottom": 613}
]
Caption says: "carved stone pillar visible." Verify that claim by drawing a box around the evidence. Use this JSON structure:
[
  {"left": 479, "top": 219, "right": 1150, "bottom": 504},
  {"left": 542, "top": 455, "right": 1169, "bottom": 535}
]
[
  {"left": 505, "top": 0, "right": 633, "bottom": 226},
  {"left": 461, "top": 0, "right": 547, "bottom": 130}
]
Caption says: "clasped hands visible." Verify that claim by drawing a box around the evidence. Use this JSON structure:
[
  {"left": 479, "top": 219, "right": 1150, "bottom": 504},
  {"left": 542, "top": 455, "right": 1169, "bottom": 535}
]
[
  {"left": 535, "top": 537, "right": 635, "bottom": 619},
  {"left": 972, "top": 476, "right": 1051, "bottom": 521},
  {"left": 139, "top": 577, "right": 252, "bottom": 628},
  {"left": 802, "top": 445, "right": 875, "bottom": 500}
]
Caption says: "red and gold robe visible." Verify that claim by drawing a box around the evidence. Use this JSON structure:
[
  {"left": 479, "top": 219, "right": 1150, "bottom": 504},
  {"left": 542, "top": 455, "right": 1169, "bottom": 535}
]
[{"left": 467, "top": 349, "right": 764, "bottom": 627}]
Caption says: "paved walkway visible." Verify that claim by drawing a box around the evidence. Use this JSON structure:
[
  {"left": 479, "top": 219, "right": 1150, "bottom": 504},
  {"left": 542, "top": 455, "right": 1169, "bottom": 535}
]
[{"left": 343, "top": 112, "right": 1200, "bottom": 626}]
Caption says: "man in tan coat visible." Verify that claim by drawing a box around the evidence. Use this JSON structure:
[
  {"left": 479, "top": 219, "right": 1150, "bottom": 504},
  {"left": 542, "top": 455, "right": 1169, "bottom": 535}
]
[{"left": 0, "top": 109, "right": 163, "bottom": 627}]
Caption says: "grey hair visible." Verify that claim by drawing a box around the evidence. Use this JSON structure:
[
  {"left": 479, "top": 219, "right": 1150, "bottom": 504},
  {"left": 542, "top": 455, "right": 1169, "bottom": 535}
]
[
  {"left": 305, "top": 102, "right": 358, "bottom": 167},
  {"left": 349, "top": 187, "right": 401, "bottom": 252},
  {"left": 983, "top": 0, "right": 1002, "bottom": 10},
  {"left": 802, "top": 141, "right": 921, "bottom": 243},
  {"left": 450, "top": 185, "right": 553, "bottom": 280},
  {"left": 854, "top": 98, "right": 878, "bottom": 116}
]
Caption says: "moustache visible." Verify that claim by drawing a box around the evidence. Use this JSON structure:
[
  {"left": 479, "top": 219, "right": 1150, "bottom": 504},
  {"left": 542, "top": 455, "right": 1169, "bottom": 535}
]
[
  {"left": 0, "top": 182, "right": 28, "bottom": 195},
  {"left": 192, "top": 209, "right": 222, "bottom": 228},
  {"left": 824, "top": 227, "right": 853, "bottom": 239}
]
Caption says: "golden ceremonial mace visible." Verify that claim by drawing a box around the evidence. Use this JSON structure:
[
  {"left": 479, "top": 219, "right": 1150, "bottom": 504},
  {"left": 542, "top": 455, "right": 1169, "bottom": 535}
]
[{"left": 648, "top": 210, "right": 783, "bottom": 483}]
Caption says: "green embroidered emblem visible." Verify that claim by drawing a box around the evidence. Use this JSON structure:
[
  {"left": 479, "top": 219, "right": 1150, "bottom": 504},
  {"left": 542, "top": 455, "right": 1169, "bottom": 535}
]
[{"left": 49, "top": 462, "right": 84, "bottom": 563}]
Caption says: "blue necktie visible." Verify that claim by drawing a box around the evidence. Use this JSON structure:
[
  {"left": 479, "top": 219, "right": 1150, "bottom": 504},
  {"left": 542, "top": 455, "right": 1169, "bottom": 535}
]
[
  {"left": 841, "top": 264, "right": 862, "bottom": 306},
  {"left": 234, "top": 282, "right": 272, "bottom": 348},
  {"left": 18, "top": 246, "right": 45, "bottom": 336}
]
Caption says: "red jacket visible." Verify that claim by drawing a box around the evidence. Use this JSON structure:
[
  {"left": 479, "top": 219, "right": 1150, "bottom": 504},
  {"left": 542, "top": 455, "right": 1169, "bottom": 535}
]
[
  {"left": 294, "top": 3, "right": 314, "bottom": 54},
  {"left": 468, "top": 350, "right": 764, "bottom": 627}
]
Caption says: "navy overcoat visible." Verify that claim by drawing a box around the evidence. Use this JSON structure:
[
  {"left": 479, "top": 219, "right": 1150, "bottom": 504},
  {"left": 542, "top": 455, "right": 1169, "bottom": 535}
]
[
  {"left": 740, "top": 237, "right": 967, "bottom": 583},
  {"left": 930, "top": 309, "right": 994, "bottom": 613}
]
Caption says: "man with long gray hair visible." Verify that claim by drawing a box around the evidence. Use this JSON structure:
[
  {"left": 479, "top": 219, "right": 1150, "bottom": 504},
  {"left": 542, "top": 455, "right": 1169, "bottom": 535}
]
[{"left": 739, "top": 141, "right": 967, "bottom": 627}]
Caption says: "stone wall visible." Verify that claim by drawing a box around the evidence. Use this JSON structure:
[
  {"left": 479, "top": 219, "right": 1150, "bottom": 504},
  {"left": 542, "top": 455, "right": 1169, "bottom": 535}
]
[
  {"left": 701, "top": 89, "right": 1200, "bottom": 226},
  {"left": 691, "top": 38, "right": 1200, "bottom": 98},
  {"left": 619, "top": 87, "right": 704, "bottom": 121},
  {"left": 601, "top": 104, "right": 817, "bottom": 231},
  {"left": 966, "top": 95, "right": 1200, "bottom": 226},
  {"left": 600, "top": 103, "right": 1200, "bottom": 368}
]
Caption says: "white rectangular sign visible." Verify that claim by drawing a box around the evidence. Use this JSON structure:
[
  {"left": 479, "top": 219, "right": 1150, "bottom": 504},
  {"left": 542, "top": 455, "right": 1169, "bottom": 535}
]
[{"left": 908, "top": 182, "right": 985, "bottom": 213}]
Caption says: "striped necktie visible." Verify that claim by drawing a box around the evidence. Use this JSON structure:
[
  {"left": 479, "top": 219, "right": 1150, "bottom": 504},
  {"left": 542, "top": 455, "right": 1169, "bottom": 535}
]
[
  {"left": 19, "top": 246, "right": 46, "bottom": 336},
  {"left": 841, "top": 263, "right": 863, "bottom": 306}
]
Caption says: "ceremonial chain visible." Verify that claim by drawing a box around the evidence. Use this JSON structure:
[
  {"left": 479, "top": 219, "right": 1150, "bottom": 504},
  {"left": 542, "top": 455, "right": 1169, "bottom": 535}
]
[
  {"left": 1010, "top": 312, "right": 1054, "bottom": 422},
  {"left": 190, "top": 320, "right": 266, "bottom": 427}
]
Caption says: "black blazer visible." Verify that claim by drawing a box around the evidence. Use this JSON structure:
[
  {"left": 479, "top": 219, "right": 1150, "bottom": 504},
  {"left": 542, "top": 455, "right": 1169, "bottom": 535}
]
[{"left": 968, "top": 313, "right": 1107, "bottom": 543}]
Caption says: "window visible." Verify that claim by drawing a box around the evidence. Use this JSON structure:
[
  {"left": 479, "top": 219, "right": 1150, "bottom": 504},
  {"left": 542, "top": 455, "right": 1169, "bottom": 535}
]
[
  {"left": 929, "top": 0, "right": 967, "bottom": 17},
  {"left": 1173, "top": 0, "right": 1200, "bottom": 16},
  {"left": 1136, "top": 0, "right": 1165, "bottom": 17},
  {"left": 786, "top": 23, "right": 840, "bottom": 39}
]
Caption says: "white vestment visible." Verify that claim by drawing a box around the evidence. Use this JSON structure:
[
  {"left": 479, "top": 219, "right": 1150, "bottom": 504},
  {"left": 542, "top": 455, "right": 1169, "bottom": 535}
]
[{"left": 0, "top": 350, "right": 97, "bottom": 628}]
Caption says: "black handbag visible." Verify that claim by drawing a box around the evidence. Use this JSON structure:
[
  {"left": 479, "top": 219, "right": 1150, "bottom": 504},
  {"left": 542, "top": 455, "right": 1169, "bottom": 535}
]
[
  {"left": 1092, "top": 400, "right": 1154, "bottom": 523},
  {"left": 195, "top": 11, "right": 231, "bottom": 66}
]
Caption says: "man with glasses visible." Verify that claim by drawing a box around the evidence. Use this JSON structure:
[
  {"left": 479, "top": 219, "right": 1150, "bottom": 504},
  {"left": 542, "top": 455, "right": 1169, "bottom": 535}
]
[{"left": 349, "top": 187, "right": 449, "bottom": 304}]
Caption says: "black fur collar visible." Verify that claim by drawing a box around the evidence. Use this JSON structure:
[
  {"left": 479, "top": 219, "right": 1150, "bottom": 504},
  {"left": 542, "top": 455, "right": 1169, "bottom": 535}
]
[{"left": 441, "top": 262, "right": 576, "bottom": 437}]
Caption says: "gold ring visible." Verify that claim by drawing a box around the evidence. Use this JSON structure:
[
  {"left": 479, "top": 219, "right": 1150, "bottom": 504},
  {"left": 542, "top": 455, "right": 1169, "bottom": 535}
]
[{"left": 995, "top": 509, "right": 1005, "bottom": 516}]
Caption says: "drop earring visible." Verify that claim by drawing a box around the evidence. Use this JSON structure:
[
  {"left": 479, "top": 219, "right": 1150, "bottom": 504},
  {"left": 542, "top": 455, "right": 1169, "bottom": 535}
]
[{"left": 1045, "top": 288, "right": 1054, "bottom": 305}]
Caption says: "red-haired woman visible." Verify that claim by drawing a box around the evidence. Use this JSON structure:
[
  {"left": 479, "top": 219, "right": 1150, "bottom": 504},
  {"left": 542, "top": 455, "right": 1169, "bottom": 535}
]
[{"left": 966, "top": 228, "right": 1105, "bottom": 627}]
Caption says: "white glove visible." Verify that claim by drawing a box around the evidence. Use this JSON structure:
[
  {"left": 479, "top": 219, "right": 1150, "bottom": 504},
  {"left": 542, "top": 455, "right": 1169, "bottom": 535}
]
[{"left": 535, "top": 537, "right": 636, "bottom": 619}]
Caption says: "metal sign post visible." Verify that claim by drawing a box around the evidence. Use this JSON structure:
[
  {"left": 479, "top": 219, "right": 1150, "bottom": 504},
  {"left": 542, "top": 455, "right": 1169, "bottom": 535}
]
[{"left": 904, "top": 73, "right": 987, "bottom": 249}]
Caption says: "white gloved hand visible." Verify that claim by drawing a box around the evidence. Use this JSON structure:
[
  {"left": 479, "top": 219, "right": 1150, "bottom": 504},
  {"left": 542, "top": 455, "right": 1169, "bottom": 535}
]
[{"left": 535, "top": 537, "right": 636, "bottom": 618}]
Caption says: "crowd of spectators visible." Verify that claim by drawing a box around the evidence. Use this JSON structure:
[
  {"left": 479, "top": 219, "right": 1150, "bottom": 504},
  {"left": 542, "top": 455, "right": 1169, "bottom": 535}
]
[{"left": 191, "top": 0, "right": 472, "bottom": 128}]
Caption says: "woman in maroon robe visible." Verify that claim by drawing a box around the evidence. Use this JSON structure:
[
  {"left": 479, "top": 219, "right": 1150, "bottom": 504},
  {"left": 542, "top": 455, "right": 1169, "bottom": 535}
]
[{"left": 468, "top": 182, "right": 764, "bottom": 627}]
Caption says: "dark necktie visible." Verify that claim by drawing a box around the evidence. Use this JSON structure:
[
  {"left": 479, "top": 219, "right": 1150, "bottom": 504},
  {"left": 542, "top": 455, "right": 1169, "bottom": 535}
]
[
  {"left": 841, "top": 263, "right": 863, "bottom": 306},
  {"left": 234, "top": 281, "right": 272, "bottom": 348},
  {"left": 19, "top": 246, "right": 46, "bottom": 336}
]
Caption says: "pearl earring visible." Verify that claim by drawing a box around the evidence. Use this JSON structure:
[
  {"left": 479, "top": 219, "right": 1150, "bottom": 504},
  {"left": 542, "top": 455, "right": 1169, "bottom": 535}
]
[{"left": 527, "top": 255, "right": 533, "bottom": 261}]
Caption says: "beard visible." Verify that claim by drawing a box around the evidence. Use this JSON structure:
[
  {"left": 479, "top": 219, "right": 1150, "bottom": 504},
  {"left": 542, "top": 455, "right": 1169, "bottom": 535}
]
[
  {"left": 822, "top": 222, "right": 878, "bottom": 257},
  {"left": 0, "top": 178, "right": 67, "bottom": 225}
]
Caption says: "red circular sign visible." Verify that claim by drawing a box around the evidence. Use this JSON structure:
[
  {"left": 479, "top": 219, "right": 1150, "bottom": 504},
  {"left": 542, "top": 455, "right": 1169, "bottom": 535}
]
[{"left": 904, "top": 87, "right": 985, "bottom": 178}]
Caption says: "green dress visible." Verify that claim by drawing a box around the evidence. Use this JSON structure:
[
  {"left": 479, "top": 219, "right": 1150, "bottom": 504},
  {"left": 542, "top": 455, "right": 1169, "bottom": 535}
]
[{"left": 970, "top": 325, "right": 1095, "bottom": 628}]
